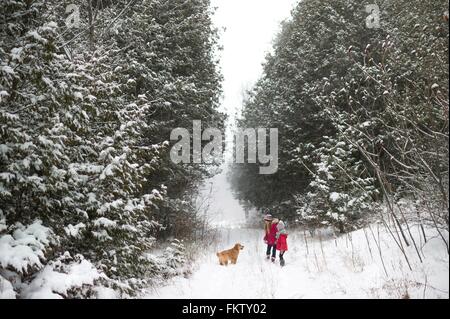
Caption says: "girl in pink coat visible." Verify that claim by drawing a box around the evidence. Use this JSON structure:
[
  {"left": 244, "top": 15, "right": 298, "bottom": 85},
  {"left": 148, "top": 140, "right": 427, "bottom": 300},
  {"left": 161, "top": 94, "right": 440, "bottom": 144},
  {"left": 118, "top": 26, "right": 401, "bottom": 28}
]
[
  {"left": 276, "top": 220, "right": 288, "bottom": 267},
  {"left": 263, "top": 215, "right": 279, "bottom": 262}
]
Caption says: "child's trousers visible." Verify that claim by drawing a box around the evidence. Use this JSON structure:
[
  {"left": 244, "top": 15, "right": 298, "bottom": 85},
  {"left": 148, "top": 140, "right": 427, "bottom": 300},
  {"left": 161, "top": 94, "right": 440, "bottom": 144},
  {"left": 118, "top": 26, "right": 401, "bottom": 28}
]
[{"left": 266, "top": 244, "right": 276, "bottom": 258}]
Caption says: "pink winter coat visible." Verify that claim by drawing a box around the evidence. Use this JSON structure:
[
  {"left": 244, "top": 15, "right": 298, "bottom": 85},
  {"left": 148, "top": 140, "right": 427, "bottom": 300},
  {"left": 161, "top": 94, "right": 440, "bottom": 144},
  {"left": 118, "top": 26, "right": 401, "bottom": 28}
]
[
  {"left": 276, "top": 234, "right": 288, "bottom": 251},
  {"left": 264, "top": 223, "right": 278, "bottom": 245}
]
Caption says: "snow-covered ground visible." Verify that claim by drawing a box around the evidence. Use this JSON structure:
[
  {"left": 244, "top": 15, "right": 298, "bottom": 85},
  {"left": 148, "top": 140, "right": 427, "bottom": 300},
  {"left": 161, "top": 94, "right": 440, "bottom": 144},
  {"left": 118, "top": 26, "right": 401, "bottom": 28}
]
[{"left": 143, "top": 225, "right": 449, "bottom": 299}]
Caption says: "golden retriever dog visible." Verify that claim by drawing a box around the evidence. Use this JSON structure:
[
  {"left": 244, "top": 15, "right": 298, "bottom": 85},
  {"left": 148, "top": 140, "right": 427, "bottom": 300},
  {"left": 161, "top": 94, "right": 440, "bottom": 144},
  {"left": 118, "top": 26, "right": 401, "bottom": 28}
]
[{"left": 216, "top": 243, "right": 244, "bottom": 266}]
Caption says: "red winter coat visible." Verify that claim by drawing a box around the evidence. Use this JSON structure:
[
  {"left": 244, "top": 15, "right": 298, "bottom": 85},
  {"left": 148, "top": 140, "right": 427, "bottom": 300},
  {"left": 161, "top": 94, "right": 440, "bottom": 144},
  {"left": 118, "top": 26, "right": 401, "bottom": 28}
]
[
  {"left": 264, "top": 223, "right": 278, "bottom": 245},
  {"left": 276, "top": 234, "right": 288, "bottom": 251}
]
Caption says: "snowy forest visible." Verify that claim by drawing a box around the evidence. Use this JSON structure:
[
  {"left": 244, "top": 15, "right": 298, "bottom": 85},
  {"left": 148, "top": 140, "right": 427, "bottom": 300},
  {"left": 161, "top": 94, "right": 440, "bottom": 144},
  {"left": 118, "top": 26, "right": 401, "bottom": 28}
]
[{"left": 0, "top": 0, "right": 449, "bottom": 299}]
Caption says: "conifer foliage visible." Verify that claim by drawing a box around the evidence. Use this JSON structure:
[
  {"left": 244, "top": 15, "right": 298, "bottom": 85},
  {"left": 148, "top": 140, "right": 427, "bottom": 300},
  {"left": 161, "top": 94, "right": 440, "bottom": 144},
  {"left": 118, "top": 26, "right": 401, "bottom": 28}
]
[
  {"left": 0, "top": 0, "right": 222, "bottom": 297},
  {"left": 230, "top": 0, "right": 448, "bottom": 233}
]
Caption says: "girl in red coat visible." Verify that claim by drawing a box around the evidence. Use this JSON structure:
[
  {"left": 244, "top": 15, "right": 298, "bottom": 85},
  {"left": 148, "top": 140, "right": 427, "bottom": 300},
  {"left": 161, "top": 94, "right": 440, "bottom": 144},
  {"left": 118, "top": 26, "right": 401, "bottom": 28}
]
[
  {"left": 263, "top": 214, "right": 278, "bottom": 262},
  {"left": 276, "top": 220, "right": 288, "bottom": 267}
]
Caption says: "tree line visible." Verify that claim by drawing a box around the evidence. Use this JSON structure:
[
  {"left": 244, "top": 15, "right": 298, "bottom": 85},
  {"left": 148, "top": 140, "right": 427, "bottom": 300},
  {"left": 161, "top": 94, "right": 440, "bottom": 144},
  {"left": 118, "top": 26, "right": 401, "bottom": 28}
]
[
  {"left": 230, "top": 0, "right": 449, "bottom": 241},
  {"left": 0, "top": 0, "right": 223, "bottom": 297}
]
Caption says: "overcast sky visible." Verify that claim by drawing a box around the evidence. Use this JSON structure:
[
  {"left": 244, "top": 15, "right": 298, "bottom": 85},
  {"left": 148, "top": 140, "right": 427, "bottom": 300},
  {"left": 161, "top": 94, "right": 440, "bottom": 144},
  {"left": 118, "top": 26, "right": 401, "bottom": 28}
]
[
  {"left": 211, "top": 0, "right": 298, "bottom": 118},
  {"left": 199, "top": 0, "right": 298, "bottom": 225}
]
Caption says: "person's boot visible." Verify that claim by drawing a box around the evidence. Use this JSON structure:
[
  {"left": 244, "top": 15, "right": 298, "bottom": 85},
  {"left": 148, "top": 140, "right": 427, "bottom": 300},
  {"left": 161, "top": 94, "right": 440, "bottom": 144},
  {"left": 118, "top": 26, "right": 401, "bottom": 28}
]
[
  {"left": 271, "top": 256, "right": 276, "bottom": 263},
  {"left": 280, "top": 256, "right": 285, "bottom": 267},
  {"left": 266, "top": 255, "right": 270, "bottom": 260}
]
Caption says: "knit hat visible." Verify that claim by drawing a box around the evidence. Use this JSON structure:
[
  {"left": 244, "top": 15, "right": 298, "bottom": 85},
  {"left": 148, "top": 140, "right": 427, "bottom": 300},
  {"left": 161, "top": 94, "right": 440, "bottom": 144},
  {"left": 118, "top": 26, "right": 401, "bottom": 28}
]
[
  {"left": 277, "top": 220, "right": 285, "bottom": 231},
  {"left": 263, "top": 214, "right": 273, "bottom": 221}
]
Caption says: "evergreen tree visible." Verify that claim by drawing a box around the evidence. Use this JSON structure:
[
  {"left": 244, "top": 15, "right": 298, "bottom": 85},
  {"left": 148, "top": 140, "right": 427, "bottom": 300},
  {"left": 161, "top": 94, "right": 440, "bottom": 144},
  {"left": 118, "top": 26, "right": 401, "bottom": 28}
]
[
  {"left": 1, "top": 0, "right": 223, "bottom": 297},
  {"left": 230, "top": 0, "right": 448, "bottom": 233}
]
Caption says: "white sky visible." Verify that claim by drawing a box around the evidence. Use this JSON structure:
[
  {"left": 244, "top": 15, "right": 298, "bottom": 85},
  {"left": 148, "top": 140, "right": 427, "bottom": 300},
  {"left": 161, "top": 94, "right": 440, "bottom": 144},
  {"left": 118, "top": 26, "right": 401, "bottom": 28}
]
[
  {"left": 198, "top": 0, "right": 298, "bottom": 225},
  {"left": 211, "top": 0, "right": 298, "bottom": 118}
]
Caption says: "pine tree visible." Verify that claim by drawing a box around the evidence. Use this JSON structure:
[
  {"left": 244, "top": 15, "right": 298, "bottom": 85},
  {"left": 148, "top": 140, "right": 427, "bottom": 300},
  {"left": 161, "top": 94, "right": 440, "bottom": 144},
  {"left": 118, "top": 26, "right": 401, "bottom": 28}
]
[
  {"left": 1, "top": 0, "right": 223, "bottom": 297},
  {"left": 230, "top": 0, "right": 448, "bottom": 233}
]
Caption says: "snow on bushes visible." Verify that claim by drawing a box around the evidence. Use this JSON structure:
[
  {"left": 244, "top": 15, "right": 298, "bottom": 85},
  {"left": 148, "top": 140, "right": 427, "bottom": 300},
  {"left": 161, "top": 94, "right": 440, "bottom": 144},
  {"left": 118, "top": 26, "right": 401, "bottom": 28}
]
[
  {"left": 0, "top": 275, "right": 15, "bottom": 299},
  {"left": 0, "top": 219, "right": 54, "bottom": 275},
  {"left": 0, "top": 218, "right": 112, "bottom": 299},
  {"left": 0, "top": 0, "right": 222, "bottom": 298},
  {"left": 298, "top": 135, "right": 379, "bottom": 233},
  {"left": 160, "top": 240, "right": 190, "bottom": 278},
  {"left": 22, "top": 255, "right": 106, "bottom": 299},
  {"left": 0, "top": 220, "right": 192, "bottom": 298}
]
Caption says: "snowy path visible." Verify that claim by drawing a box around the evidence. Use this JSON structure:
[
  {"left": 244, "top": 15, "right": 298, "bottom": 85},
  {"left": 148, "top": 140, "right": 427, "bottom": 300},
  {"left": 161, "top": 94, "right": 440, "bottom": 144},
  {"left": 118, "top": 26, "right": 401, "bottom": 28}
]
[{"left": 143, "top": 226, "right": 449, "bottom": 299}]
